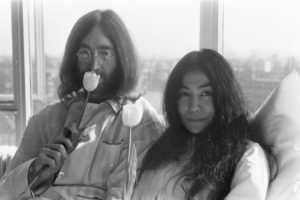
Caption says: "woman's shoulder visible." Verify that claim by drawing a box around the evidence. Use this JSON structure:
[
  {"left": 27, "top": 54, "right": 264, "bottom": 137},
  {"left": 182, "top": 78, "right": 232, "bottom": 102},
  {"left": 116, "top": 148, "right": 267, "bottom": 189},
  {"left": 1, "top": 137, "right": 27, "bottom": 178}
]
[{"left": 240, "top": 140, "right": 268, "bottom": 163}]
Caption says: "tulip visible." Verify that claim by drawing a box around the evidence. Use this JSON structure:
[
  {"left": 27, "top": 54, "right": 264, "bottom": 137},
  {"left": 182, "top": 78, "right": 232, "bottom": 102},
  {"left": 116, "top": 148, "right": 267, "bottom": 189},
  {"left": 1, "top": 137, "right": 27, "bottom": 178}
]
[
  {"left": 122, "top": 100, "right": 142, "bottom": 200},
  {"left": 76, "top": 71, "right": 100, "bottom": 129},
  {"left": 122, "top": 101, "right": 143, "bottom": 127},
  {"left": 83, "top": 71, "right": 100, "bottom": 92}
]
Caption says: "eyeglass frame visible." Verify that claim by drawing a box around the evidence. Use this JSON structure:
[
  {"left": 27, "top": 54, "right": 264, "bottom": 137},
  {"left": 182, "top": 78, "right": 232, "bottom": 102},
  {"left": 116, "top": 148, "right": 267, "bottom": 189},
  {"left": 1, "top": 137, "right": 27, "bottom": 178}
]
[{"left": 75, "top": 47, "right": 115, "bottom": 63}]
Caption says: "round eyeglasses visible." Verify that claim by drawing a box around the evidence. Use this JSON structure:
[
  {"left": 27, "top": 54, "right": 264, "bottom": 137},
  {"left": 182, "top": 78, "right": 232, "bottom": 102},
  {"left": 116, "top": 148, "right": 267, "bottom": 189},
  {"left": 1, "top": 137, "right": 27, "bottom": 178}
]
[{"left": 76, "top": 47, "right": 114, "bottom": 63}]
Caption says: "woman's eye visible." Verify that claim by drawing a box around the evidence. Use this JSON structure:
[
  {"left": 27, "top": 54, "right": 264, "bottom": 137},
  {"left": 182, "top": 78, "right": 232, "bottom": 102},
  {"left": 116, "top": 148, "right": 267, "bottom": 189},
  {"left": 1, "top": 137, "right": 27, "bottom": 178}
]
[
  {"left": 179, "top": 90, "right": 190, "bottom": 97},
  {"left": 201, "top": 90, "right": 213, "bottom": 96}
]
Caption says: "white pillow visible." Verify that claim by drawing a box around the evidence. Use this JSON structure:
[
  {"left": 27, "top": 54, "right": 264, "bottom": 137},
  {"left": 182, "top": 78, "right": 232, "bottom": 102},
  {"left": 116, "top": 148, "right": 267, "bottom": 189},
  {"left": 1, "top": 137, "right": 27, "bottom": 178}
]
[{"left": 251, "top": 71, "right": 300, "bottom": 200}]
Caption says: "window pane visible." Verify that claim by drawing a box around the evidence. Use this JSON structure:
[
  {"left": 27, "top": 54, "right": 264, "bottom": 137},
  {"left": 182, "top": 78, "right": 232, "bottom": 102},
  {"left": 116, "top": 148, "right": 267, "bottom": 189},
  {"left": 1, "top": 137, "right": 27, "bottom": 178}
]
[
  {"left": 0, "top": 111, "right": 16, "bottom": 146},
  {"left": 224, "top": 0, "right": 300, "bottom": 112},
  {"left": 42, "top": 0, "right": 199, "bottom": 114},
  {"left": 0, "top": 0, "right": 13, "bottom": 102}
]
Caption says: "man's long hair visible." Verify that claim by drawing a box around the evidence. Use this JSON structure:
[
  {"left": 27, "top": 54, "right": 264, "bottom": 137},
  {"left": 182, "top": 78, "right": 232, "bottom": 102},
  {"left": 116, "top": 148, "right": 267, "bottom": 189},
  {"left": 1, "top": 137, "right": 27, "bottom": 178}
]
[
  {"left": 139, "top": 49, "right": 277, "bottom": 199},
  {"left": 57, "top": 9, "right": 139, "bottom": 101}
]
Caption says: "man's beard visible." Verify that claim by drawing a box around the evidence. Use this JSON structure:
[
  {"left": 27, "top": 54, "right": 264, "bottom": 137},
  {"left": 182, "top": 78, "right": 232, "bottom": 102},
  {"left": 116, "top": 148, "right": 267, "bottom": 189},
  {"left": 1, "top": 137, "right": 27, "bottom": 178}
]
[{"left": 88, "top": 72, "right": 119, "bottom": 102}]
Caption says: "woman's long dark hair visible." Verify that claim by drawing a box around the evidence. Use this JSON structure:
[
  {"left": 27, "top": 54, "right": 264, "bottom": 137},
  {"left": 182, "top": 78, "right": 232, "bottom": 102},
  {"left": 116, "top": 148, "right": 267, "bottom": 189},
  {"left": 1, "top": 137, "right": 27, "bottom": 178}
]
[
  {"left": 138, "top": 49, "right": 277, "bottom": 199},
  {"left": 57, "top": 9, "right": 139, "bottom": 102}
]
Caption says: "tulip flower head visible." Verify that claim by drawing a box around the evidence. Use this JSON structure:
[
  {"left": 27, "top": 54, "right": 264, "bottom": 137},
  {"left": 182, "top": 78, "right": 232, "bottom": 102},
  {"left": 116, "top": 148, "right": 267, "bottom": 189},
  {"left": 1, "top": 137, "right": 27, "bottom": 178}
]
[
  {"left": 122, "top": 101, "right": 143, "bottom": 127},
  {"left": 83, "top": 71, "right": 100, "bottom": 92}
]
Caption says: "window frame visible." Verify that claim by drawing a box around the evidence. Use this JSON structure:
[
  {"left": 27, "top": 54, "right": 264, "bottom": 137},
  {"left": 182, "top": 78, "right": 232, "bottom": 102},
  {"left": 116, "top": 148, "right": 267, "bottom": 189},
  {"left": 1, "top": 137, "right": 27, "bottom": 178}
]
[
  {"left": 200, "top": 0, "right": 223, "bottom": 53},
  {"left": 10, "top": 0, "right": 33, "bottom": 145}
]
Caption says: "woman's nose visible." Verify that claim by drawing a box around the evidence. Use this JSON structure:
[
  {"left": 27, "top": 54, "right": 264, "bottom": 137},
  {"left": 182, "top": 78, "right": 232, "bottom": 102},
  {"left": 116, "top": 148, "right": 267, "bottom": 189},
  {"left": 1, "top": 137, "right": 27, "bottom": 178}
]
[{"left": 190, "top": 98, "right": 201, "bottom": 112}]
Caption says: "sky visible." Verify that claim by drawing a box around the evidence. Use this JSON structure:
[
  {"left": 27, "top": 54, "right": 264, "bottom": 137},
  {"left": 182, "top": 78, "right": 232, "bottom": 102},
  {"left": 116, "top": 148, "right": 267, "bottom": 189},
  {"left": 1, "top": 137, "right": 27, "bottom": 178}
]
[{"left": 1, "top": 0, "right": 300, "bottom": 59}]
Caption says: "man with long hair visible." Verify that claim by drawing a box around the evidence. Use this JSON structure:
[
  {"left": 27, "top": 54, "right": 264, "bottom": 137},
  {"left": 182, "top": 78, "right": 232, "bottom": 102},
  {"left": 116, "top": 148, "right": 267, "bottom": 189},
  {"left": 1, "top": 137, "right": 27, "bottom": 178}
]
[{"left": 0, "top": 9, "right": 162, "bottom": 200}]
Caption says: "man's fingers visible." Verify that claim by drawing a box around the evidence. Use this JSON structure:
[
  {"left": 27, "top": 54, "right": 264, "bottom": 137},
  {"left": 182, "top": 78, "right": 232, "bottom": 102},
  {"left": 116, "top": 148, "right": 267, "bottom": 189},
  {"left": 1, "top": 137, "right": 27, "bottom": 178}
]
[
  {"left": 52, "top": 135, "right": 74, "bottom": 154},
  {"left": 41, "top": 146, "right": 63, "bottom": 168}
]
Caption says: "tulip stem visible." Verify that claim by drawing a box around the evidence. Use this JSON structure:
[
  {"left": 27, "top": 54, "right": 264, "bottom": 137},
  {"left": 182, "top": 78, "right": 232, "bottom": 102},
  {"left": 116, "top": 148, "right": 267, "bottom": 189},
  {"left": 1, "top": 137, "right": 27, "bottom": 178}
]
[
  {"left": 123, "top": 127, "right": 133, "bottom": 200},
  {"left": 128, "top": 128, "right": 132, "bottom": 162},
  {"left": 76, "top": 92, "right": 90, "bottom": 130}
]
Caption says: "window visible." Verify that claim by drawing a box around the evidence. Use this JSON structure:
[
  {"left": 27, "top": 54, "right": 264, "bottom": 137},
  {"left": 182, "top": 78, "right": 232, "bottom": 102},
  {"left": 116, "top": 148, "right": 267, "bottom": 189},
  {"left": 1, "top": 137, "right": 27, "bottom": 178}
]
[
  {"left": 0, "top": 0, "right": 15, "bottom": 146},
  {"left": 223, "top": 0, "right": 300, "bottom": 111},
  {"left": 0, "top": 0, "right": 13, "bottom": 99},
  {"left": 41, "top": 0, "right": 200, "bottom": 114},
  {"left": 1, "top": 0, "right": 200, "bottom": 145},
  {"left": 200, "top": 0, "right": 299, "bottom": 112},
  {"left": 0, "top": 0, "right": 34, "bottom": 145},
  {"left": 6, "top": 0, "right": 296, "bottom": 145}
]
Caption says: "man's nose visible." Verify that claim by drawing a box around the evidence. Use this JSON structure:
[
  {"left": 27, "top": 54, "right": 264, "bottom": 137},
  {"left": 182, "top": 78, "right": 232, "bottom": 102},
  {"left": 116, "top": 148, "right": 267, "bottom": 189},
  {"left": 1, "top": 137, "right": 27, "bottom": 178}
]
[{"left": 90, "top": 55, "right": 103, "bottom": 71}]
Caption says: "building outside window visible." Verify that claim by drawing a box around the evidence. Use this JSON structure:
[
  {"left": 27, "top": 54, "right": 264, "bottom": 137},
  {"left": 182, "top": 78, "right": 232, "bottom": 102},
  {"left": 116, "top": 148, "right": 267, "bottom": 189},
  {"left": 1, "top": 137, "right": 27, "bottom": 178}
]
[{"left": 223, "top": 0, "right": 300, "bottom": 111}]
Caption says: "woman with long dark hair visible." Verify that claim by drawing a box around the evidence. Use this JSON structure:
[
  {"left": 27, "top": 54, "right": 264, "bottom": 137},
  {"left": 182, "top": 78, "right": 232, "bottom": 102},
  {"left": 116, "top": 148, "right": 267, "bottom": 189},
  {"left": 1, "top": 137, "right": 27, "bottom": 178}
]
[{"left": 132, "top": 49, "right": 276, "bottom": 200}]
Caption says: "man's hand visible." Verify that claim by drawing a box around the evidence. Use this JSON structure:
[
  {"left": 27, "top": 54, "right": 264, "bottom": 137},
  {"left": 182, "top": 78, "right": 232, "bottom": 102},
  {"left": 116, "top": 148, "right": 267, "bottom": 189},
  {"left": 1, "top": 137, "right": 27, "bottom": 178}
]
[{"left": 28, "top": 127, "right": 75, "bottom": 194}]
